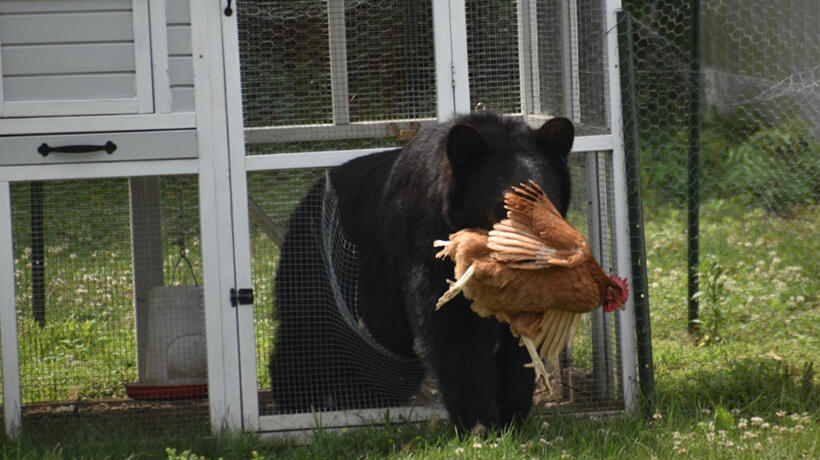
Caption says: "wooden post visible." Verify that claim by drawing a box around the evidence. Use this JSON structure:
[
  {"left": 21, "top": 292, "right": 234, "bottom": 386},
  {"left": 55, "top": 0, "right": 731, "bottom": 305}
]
[{"left": 129, "top": 176, "right": 165, "bottom": 382}]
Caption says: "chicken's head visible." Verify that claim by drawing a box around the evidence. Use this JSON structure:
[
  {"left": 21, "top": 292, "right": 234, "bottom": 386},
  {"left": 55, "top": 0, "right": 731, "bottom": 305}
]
[{"left": 604, "top": 275, "right": 629, "bottom": 312}]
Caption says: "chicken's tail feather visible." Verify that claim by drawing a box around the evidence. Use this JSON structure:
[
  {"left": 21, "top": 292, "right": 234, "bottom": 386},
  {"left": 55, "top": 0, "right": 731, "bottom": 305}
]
[{"left": 534, "top": 310, "right": 582, "bottom": 362}]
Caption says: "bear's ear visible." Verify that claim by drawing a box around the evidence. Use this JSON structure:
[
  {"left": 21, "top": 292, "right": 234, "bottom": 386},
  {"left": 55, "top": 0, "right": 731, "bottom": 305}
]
[
  {"left": 536, "top": 117, "right": 575, "bottom": 159},
  {"left": 445, "top": 123, "right": 490, "bottom": 175}
]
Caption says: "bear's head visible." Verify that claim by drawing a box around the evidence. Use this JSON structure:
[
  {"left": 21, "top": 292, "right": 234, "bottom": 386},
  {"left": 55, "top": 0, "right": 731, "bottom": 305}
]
[{"left": 442, "top": 114, "right": 575, "bottom": 230}]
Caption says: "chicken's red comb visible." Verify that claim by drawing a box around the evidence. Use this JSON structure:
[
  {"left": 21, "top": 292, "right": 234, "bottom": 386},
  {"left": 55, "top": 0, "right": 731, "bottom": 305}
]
[{"left": 610, "top": 274, "right": 630, "bottom": 302}]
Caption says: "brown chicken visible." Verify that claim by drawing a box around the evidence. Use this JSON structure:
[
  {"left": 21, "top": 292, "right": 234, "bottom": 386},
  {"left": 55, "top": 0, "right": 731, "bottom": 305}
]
[{"left": 434, "top": 181, "right": 629, "bottom": 388}]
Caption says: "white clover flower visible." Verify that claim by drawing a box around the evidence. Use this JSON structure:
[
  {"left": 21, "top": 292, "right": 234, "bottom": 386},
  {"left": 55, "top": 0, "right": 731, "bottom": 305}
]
[
  {"left": 454, "top": 447, "right": 465, "bottom": 455},
  {"left": 741, "top": 431, "right": 757, "bottom": 440},
  {"left": 472, "top": 442, "right": 482, "bottom": 449},
  {"left": 751, "top": 416, "right": 764, "bottom": 426}
]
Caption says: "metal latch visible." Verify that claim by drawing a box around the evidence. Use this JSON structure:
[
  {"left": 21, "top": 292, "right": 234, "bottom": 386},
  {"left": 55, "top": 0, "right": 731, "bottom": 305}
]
[{"left": 230, "top": 288, "right": 254, "bottom": 307}]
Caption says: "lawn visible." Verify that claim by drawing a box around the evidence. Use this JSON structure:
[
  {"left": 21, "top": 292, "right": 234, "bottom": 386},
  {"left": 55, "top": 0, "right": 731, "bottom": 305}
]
[{"left": 1, "top": 192, "right": 816, "bottom": 459}]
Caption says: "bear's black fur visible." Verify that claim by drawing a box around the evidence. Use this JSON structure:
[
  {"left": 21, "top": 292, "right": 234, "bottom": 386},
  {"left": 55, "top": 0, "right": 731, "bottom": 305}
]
[{"left": 269, "top": 112, "right": 574, "bottom": 430}]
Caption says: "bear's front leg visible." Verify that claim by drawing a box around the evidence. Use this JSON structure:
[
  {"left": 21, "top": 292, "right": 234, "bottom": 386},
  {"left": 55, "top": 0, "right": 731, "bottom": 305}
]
[
  {"left": 415, "top": 297, "right": 505, "bottom": 432},
  {"left": 495, "top": 327, "right": 536, "bottom": 426}
]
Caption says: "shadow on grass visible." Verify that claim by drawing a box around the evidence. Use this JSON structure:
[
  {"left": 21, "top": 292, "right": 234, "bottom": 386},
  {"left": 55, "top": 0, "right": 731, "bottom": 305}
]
[{"left": 657, "top": 356, "right": 818, "bottom": 415}]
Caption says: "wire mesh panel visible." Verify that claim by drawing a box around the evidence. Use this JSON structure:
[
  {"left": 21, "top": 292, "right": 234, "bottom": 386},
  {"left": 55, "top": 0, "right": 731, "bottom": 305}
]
[
  {"left": 238, "top": 0, "right": 438, "bottom": 149},
  {"left": 7, "top": 176, "right": 209, "bottom": 433},
  {"left": 621, "top": 0, "right": 819, "bottom": 337},
  {"left": 537, "top": 151, "right": 623, "bottom": 413},
  {"left": 463, "top": 0, "right": 610, "bottom": 134},
  {"left": 237, "top": 0, "right": 628, "bottom": 433}
]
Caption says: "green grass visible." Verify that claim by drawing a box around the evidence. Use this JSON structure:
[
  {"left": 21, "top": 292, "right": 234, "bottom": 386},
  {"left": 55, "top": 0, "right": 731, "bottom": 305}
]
[{"left": 1, "top": 197, "right": 817, "bottom": 458}]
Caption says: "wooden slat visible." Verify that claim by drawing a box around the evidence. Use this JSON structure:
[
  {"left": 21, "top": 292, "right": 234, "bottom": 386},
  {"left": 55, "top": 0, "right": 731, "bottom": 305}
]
[
  {"left": 1, "top": 43, "right": 135, "bottom": 75},
  {"left": 2, "top": 74, "right": 135, "bottom": 101},
  {"left": 170, "top": 86, "right": 195, "bottom": 112},
  {"left": 166, "top": 0, "right": 190, "bottom": 24},
  {"left": 0, "top": 12, "right": 133, "bottom": 44},
  {"left": 0, "top": 0, "right": 130, "bottom": 13},
  {"left": 258, "top": 406, "right": 447, "bottom": 433},
  {"left": 168, "top": 56, "right": 193, "bottom": 85},
  {"left": 0, "top": 159, "right": 197, "bottom": 182},
  {"left": 166, "top": 25, "right": 191, "bottom": 55},
  {"left": 0, "top": 112, "right": 196, "bottom": 136}
]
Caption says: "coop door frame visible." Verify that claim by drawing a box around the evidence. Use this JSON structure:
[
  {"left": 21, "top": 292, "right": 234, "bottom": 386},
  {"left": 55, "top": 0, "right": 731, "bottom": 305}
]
[{"left": 227, "top": 0, "right": 639, "bottom": 436}]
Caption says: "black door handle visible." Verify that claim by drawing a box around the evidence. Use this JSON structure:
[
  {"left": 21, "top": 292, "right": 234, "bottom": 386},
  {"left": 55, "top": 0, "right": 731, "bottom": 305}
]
[{"left": 38, "top": 141, "right": 117, "bottom": 157}]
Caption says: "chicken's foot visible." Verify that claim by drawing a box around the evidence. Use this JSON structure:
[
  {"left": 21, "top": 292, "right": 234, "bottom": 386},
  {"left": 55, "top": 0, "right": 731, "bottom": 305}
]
[
  {"left": 435, "top": 263, "right": 475, "bottom": 309},
  {"left": 521, "top": 336, "right": 552, "bottom": 393}
]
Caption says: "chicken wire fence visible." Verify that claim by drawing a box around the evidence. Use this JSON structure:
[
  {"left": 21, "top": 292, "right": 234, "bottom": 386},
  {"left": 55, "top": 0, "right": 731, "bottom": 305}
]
[
  {"left": 618, "top": 0, "right": 819, "bottom": 332},
  {"left": 6, "top": 176, "right": 209, "bottom": 432},
  {"left": 237, "top": 0, "right": 628, "bottom": 426}
]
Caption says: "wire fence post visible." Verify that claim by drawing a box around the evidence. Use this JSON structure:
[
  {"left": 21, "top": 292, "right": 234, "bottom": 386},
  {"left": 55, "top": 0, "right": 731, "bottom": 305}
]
[
  {"left": 687, "top": 0, "right": 702, "bottom": 334},
  {"left": 616, "top": 9, "right": 655, "bottom": 418}
]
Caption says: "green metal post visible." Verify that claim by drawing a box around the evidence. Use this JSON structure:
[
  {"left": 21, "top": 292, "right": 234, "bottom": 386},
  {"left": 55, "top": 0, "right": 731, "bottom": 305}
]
[
  {"left": 617, "top": 10, "right": 655, "bottom": 417},
  {"left": 687, "top": 0, "right": 702, "bottom": 334}
]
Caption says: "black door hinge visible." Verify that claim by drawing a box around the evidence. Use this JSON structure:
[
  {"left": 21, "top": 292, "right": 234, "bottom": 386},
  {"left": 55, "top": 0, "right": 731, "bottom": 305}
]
[{"left": 230, "top": 288, "right": 254, "bottom": 307}]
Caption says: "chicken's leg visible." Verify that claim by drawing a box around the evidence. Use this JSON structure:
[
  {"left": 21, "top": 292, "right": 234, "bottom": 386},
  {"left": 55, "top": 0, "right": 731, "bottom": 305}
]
[
  {"left": 435, "top": 263, "right": 475, "bottom": 309},
  {"left": 520, "top": 336, "right": 552, "bottom": 393}
]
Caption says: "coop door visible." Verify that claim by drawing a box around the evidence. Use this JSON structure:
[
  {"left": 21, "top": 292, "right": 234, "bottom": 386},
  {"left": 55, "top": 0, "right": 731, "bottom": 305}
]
[
  {"left": 231, "top": 0, "right": 637, "bottom": 435},
  {"left": 231, "top": 0, "right": 463, "bottom": 435},
  {"left": 0, "top": 0, "right": 160, "bottom": 117}
]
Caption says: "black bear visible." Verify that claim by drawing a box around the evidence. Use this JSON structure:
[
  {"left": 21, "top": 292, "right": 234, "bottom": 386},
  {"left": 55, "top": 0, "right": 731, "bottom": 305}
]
[{"left": 269, "top": 112, "right": 574, "bottom": 430}]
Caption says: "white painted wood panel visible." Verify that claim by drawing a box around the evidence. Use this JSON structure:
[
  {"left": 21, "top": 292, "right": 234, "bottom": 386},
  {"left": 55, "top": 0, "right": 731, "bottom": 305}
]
[
  {"left": 132, "top": 0, "right": 153, "bottom": 113},
  {"left": 259, "top": 406, "right": 447, "bottom": 434},
  {"left": 0, "top": 0, "right": 161, "bottom": 117},
  {"left": 0, "top": 12, "right": 134, "bottom": 44},
  {"left": 3, "top": 98, "right": 140, "bottom": 117},
  {"left": 2, "top": 43, "right": 136, "bottom": 75},
  {"left": 0, "top": 1, "right": 130, "bottom": 13},
  {"left": 0, "top": 159, "right": 197, "bottom": 182},
  {"left": 167, "top": 25, "right": 192, "bottom": 55},
  {"left": 2, "top": 74, "right": 134, "bottom": 101},
  {"left": 171, "top": 87, "right": 194, "bottom": 112},
  {"left": 169, "top": 56, "right": 193, "bottom": 85},
  {"left": 0, "top": 181, "right": 22, "bottom": 438},
  {"left": 166, "top": 0, "right": 190, "bottom": 24},
  {"left": 0, "top": 112, "right": 195, "bottom": 135},
  {"left": 166, "top": 4, "right": 193, "bottom": 112},
  {"left": 149, "top": 0, "right": 171, "bottom": 113},
  {"left": 0, "top": 129, "right": 197, "bottom": 165}
]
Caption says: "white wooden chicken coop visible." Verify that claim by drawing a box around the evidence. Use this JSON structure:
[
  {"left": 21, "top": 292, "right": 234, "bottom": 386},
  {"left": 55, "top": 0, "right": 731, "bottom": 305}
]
[{"left": 0, "top": 0, "right": 649, "bottom": 438}]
